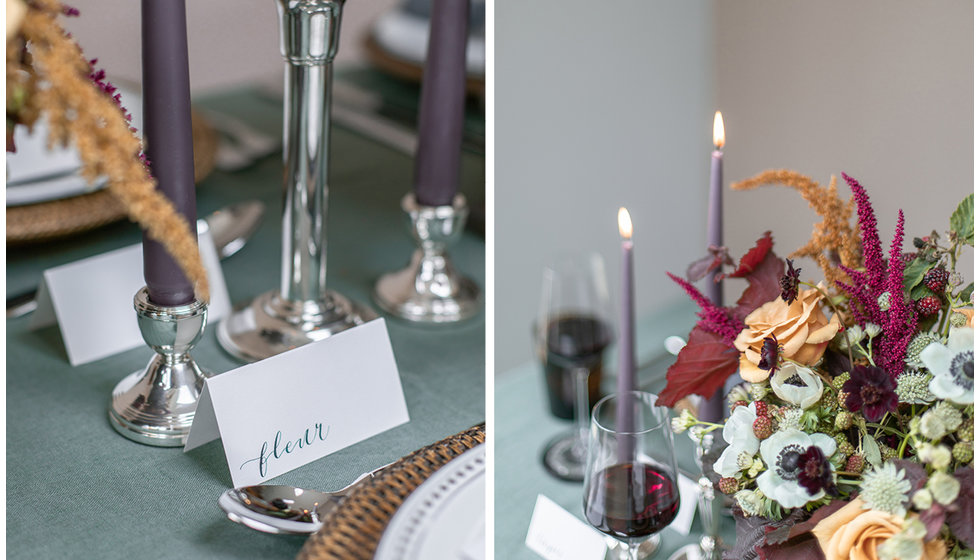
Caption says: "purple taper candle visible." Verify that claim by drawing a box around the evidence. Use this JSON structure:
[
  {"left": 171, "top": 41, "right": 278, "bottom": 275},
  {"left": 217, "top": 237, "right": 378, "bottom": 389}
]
[
  {"left": 413, "top": 0, "right": 469, "bottom": 207},
  {"left": 700, "top": 111, "right": 726, "bottom": 422},
  {"left": 140, "top": 0, "right": 198, "bottom": 306},
  {"left": 616, "top": 208, "right": 636, "bottom": 445}
]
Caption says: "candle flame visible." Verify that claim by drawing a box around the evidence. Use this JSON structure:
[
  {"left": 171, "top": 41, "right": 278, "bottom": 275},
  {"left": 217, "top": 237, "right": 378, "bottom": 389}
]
[
  {"left": 618, "top": 207, "right": 633, "bottom": 240},
  {"left": 713, "top": 111, "right": 725, "bottom": 149}
]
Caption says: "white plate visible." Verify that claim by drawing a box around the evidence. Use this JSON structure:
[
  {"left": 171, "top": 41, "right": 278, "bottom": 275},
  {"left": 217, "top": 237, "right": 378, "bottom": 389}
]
[
  {"left": 6, "top": 85, "right": 141, "bottom": 206},
  {"left": 374, "top": 443, "right": 486, "bottom": 560},
  {"left": 372, "top": 8, "right": 485, "bottom": 75}
]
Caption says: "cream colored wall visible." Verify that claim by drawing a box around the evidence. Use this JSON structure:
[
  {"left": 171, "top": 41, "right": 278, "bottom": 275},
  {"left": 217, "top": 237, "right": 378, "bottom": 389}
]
[
  {"left": 62, "top": 0, "right": 400, "bottom": 94},
  {"left": 716, "top": 1, "right": 973, "bottom": 302}
]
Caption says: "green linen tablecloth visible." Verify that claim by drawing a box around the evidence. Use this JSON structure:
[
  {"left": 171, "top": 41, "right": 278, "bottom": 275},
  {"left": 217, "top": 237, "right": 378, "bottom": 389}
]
[
  {"left": 494, "top": 301, "right": 737, "bottom": 559},
  {"left": 6, "top": 87, "right": 485, "bottom": 559}
]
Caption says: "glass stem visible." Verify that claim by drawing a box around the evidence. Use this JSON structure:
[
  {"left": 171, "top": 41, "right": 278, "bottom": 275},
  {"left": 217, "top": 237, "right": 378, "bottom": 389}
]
[
  {"left": 573, "top": 367, "right": 590, "bottom": 456},
  {"left": 627, "top": 542, "right": 640, "bottom": 560}
]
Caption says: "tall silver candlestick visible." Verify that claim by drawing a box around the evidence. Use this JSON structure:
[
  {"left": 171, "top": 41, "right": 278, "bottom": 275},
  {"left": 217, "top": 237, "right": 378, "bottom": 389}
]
[
  {"left": 109, "top": 287, "right": 210, "bottom": 446},
  {"left": 374, "top": 193, "right": 479, "bottom": 322},
  {"left": 218, "top": 0, "right": 374, "bottom": 362}
]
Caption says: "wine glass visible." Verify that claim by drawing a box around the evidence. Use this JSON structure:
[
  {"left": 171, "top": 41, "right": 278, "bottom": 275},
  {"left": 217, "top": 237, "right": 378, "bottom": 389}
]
[
  {"left": 584, "top": 391, "right": 681, "bottom": 560},
  {"left": 534, "top": 253, "right": 614, "bottom": 481}
]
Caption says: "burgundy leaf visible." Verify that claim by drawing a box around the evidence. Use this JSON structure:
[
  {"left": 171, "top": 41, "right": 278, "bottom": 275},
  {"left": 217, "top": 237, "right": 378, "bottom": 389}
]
[
  {"left": 655, "top": 326, "right": 739, "bottom": 408},
  {"left": 758, "top": 536, "right": 826, "bottom": 560},
  {"left": 948, "top": 467, "right": 973, "bottom": 547},
  {"left": 765, "top": 500, "right": 847, "bottom": 544},
  {"left": 687, "top": 253, "right": 724, "bottom": 283},
  {"left": 891, "top": 459, "right": 927, "bottom": 499},
  {"left": 918, "top": 503, "right": 946, "bottom": 541},
  {"left": 733, "top": 250, "right": 786, "bottom": 322},
  {"left": 725, "top": 511, "right": 773, "bottom": 560},
  {"left": 727, "top": 231, "right": 774, "bottom": 278}
]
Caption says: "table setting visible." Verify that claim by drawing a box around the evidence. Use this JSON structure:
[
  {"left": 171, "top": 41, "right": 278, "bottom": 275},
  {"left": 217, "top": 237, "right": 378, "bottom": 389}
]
[
  {"left": 497, "top": 95, "right": 974, "bottom": 559},
  {"left": 6, "top": 0, "right": 485, "bottom": 559}
]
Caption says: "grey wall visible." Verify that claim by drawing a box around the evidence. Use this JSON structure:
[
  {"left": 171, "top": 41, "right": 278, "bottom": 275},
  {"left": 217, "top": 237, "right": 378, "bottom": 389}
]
[
  {"left": 494, "top": 1, "right": 973, "bottom": 373},
  {"left": 494, "top": 1, "right": 715, "bottom": 373}
]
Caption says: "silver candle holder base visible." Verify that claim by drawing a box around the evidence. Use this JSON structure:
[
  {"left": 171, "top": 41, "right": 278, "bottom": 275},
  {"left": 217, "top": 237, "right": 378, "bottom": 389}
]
[
  {"left": 216, "top": 290, "right": 376, "bottom": 362},
  {"left": 109, "top": 287, "right": 210, "bottom": 447},
  {"left": 374, "top": 193, "right": 479, "bottom": 323}
]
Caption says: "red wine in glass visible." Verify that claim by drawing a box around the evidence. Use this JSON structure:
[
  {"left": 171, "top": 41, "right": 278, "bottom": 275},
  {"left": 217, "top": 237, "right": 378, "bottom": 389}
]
[
  {"left": 584, "top": 463, "right": 680, "bottom": 540},
  {"left": 543, "top": 314, "right": 612, "bottom": 419}
]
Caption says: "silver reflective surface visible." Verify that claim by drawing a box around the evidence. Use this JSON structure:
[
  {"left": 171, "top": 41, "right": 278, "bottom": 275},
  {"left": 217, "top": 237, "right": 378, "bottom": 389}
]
[
  {"left": 374, "top": 193, "right": 480, "bottom": 322},
  {"left": 218, "top": 0, "right": 375, "bottom": 362},
  {"left": 108, "top": 288, "right": 210, "bottom": 446}
]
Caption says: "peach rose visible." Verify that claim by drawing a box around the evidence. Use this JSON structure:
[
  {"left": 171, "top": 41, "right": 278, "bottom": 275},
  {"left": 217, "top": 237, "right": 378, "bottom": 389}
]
[
  {"left": 734, "top": 284, "right": 841, "bottom": 382},
  {"left": 811, "top": 500, "right": 946, "bottom": 560}
]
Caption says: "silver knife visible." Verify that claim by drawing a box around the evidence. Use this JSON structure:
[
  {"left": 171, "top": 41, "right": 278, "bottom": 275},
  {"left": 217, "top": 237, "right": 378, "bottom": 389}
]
[{"left": 6, "top": 200, "right": 265, "bottom": 319}]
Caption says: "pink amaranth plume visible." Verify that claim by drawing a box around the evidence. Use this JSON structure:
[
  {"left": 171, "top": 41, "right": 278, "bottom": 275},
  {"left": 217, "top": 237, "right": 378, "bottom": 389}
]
[
  {"left": 88, "top": 59, "right": 149, "bottom": 167},
  {"left": 878, "top": 210, "right": 916, "bottom": 377},
  {"left": 836, "top": 174, "right": 916, "bottom": 378},
  {"left": 666, "top": 272, "right": 744, "bottom": 344}
]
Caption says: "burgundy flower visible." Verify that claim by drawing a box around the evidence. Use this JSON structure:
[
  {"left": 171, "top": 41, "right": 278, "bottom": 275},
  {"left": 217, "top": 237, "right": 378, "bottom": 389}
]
[
  {"left": 841, "top": 365, "right": 898, "bottom": 422},
  {"left": 757, "top": 334, "right": 781, "bottom": 375},
  {"left": 780, "top": 258, "right": 801, "bottom": 303},
  {"left": 796, "top": 445, "right": 834, "bottom": 495}
]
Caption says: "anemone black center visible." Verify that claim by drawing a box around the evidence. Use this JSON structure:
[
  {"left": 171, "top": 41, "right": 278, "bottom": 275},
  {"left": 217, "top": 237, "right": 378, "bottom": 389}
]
[
  {"left": 775, "top": 444, "right": 805, "bottom": 480},
  {"left": 951, "top": 351, "right": 974, "bottom": 388}
]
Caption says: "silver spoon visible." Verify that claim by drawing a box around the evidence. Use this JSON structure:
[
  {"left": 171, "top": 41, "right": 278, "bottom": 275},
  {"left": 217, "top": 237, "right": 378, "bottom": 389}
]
[
  {"left": 218, "top": 462, "right": 391, "bottom": 535},
  {"left": 5, "top": 199, "right": 265, "bottom": 319}
]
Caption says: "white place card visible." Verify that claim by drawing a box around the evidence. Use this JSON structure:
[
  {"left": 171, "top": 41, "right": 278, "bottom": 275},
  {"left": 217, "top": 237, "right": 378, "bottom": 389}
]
[
  {"left": 525, "top": 495, "right": 608, "bottom": 560},
  {"left": 184, "top": 318, "right": 410, "bottom": 488},
  {"left": 668, "top": 474, "right": 699, "bottom": 536},
  {"left": 30, "top": 228, "right": 231, "bottom": 366}
]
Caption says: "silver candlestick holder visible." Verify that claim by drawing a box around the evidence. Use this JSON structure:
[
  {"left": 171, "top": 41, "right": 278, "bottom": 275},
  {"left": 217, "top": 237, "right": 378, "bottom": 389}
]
[
  {"left": 668, "top": 430, "right": 723, "bottom": 560},
  {"left": 217, "top": 0, "right": 375, "bottom": 362},
  {"left": 109, "top": 287, "right": 210, "bottom": 446},
  {"left": 374, "top": 193, "right": 479, "bottom": 323}
]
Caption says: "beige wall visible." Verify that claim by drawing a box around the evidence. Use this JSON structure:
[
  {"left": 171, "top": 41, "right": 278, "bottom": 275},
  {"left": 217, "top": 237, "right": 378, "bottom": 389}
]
[
  {"left": 716, "top": 1, "right": 973, "bottom": 303},
  {"left": 62, "top": 0, "right": 399, "bottom": 94}
]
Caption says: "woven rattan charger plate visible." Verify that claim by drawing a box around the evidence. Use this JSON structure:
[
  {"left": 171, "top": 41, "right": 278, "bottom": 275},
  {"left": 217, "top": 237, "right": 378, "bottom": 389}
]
[
  {"left": 6, "top": 109, "right": 218, "bottom": 245},
  {"left": 297, "top": 423, "right": 486, "bottom": 560}
]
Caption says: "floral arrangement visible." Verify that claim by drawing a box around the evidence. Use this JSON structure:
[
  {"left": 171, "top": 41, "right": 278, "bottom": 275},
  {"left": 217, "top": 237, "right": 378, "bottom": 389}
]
[
  {"left": 6, "top": 0, "right": 209, "bottom": 301},
  {"left": 663, "top": 170, "right": 973, "bottom": 560}
]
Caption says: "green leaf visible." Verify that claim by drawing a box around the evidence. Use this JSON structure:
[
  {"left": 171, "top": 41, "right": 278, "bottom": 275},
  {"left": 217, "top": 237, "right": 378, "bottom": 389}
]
[
  {"left": 862, "top": 433, "right": 882, "bottom": 468},
  {"left": 958, "top": 283, "right": 974, "bottom": 303},
  {"left": 903, "top": 257, "right": 932, "bottom": 293},
  {"left": 950, "top": 194, "right": 974, "bottom": 246},
  {"left": 910, "top": 283, "right": 932, "bottom": 301}
]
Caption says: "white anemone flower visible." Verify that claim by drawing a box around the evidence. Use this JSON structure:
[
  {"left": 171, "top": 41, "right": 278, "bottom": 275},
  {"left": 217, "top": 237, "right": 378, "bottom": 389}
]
[
  {"left": 756, "top": 429, "right": 836, "bottom": 509},
  {"left": 712, "top": 403, "right": 759, "bottom": 478},
  {"left": 921, "top": 327, "right": 974, "bottom": 405},
  {"left": 770, "top": 363, "right": 824, "bottom": 409}
]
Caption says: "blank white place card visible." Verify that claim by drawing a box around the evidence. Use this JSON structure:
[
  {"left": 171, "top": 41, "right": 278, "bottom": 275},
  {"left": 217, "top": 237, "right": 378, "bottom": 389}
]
[{"left": 30, "top": 228, "right": 231, "bottom": 366}]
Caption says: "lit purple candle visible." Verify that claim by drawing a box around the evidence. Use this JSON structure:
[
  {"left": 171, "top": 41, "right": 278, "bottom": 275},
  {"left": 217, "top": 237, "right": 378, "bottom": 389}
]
[
  {"left": 616, "top": 208, "right": 636, "bottom": 440},
  {"left": 700, "top": 111, "right": 726, "bottom": 422},
  {"left": 140, "top": 0, "right": 198, "bottom": 306},
  {"left": 414, "top": 0, "right": 469, "bottom": 207}
]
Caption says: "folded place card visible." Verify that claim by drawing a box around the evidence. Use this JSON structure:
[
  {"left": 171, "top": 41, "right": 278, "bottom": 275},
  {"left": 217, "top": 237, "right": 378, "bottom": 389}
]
[
  {"left": 185, "top": 318, "right": 410, "bottom": 488},
  {"left": 668, "top": 473, "right": 699, "bottom": 536},
  {"left": 525, "top": 494, "right": 608, "bottom": 560},
  {"left": 30, "top": 227, "right": 231, "bottom": 366},
  {"left": 525, "top": 474, "right": 699, "bottom": 560}
]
